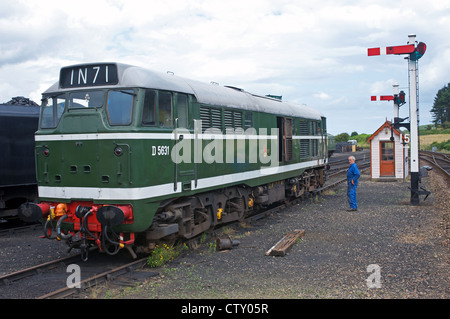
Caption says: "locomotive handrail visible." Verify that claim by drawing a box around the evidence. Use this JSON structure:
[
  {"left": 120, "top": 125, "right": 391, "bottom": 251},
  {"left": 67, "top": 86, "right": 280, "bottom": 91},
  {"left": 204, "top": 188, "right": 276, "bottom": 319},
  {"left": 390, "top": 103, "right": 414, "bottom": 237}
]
[{"left": 174, "top": 117, "right": 178, "bottom": 191}]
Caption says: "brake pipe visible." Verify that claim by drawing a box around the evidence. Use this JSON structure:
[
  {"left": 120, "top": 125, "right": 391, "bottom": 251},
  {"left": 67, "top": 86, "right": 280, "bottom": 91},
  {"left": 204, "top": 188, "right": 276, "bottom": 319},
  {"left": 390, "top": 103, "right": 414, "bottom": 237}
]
[{"left": 56, "top": 214, "right": 72, "bottom": 240}]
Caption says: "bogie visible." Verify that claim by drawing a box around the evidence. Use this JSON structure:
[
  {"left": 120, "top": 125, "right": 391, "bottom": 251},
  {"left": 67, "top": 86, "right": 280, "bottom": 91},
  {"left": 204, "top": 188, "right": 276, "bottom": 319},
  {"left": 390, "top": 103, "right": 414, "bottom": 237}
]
[{"left": 137, "top": 167, "right": 324, "bottom": 253}]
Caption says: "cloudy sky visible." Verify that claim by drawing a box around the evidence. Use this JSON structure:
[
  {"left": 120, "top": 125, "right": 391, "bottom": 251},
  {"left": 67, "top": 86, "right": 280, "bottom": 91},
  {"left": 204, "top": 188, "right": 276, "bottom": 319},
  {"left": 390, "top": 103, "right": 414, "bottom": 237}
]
[{"left": 1, "top": 0, "right": 449, "bottom": 135}]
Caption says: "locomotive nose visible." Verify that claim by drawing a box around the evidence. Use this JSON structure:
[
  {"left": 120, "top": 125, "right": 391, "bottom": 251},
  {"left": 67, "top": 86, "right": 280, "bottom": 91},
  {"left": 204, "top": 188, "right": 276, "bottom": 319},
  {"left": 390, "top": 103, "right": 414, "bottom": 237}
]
[{"left": 18, "top": 202, "right": 50, "bottom": 223}]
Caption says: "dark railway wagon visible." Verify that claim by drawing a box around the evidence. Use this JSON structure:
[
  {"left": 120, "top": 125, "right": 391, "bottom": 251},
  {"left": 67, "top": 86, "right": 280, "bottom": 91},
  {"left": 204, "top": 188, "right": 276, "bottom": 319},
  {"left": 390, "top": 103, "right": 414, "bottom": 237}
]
[{"left": 0, "top": 99, "right": 39, "bottom": 218}]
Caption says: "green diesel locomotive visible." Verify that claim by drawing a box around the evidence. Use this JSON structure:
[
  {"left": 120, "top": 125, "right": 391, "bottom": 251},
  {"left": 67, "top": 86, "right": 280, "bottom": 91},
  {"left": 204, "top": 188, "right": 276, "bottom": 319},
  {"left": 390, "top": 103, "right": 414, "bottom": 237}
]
[{"left": 19, "top": 63, "right": 329, "bottom": 260}]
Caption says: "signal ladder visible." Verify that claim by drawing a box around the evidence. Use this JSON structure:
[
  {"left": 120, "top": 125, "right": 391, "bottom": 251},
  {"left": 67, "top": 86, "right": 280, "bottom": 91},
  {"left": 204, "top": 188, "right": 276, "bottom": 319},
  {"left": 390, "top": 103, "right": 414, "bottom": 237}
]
[{"left": 409, "top": 59, "right": 420, "bottom": 125}]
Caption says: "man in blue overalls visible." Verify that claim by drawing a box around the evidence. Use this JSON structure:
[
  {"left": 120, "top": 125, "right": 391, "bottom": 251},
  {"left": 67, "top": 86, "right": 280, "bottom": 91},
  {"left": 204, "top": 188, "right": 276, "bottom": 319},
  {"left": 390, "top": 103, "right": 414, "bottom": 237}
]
[{"left": 347, "top": 156, "right": 360, "bottom": 211}]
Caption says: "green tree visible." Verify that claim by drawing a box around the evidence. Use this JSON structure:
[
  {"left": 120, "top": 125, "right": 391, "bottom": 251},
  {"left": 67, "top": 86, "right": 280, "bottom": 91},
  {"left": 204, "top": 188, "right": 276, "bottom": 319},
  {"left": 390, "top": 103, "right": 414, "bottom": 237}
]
[
  {"left": 335, "top": 132, "right": 350, "bottom": 142},
  {"left": 350, "top": 131, "right": 358, "bottom": 136},
  {"left": 430, "top": 83, "right": 450, "bottom": 125}
]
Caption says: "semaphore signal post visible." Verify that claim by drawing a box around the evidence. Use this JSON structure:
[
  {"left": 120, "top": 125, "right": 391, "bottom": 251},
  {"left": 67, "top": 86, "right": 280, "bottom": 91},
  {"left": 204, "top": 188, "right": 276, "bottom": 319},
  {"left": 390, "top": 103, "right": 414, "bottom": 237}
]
[
  {"left": 368, "top": 34, "right": 427, "bottom": 205},
  {"left": 371, "top": 84, "right": 406, "bottom": 120}
]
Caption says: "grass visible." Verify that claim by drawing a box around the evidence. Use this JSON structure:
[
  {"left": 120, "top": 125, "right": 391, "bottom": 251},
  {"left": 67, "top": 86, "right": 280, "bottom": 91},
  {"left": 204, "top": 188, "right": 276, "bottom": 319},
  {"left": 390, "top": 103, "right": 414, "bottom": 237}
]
[
  {"left": 147, "top": 243, "right": 188, "bottom": 268},
  {"left": 420, "top": 133, "right": 449, "bottom": 145},
  {"left": 419, "top": 133, "right": 450, "bottom": 152}
]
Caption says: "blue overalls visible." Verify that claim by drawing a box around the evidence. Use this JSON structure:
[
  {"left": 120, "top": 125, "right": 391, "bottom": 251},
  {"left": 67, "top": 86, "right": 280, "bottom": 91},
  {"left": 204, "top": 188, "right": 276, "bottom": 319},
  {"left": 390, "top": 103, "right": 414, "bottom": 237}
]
[{"left": 347, "top": 163, "right": 360, "bottom": 210}]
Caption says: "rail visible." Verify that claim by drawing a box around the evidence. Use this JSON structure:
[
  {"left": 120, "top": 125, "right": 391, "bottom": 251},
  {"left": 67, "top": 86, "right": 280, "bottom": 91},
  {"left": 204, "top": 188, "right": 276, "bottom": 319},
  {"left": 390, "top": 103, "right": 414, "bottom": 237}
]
[
  {"left": 0, "top": 249, "right": 149, "bottom": 299},
  {"left": 38, "top": 258, "right": 149, "bottom": 299},
  {"left": 420, "top": 150, "right": 450, "bottom": 179}
]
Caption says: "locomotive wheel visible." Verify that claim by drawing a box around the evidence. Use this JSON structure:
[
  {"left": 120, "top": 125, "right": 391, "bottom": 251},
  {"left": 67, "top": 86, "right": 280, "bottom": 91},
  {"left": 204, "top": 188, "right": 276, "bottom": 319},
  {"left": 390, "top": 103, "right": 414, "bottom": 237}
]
[{"left": 222, "top": 196, "right": 246, "bottom": 221}]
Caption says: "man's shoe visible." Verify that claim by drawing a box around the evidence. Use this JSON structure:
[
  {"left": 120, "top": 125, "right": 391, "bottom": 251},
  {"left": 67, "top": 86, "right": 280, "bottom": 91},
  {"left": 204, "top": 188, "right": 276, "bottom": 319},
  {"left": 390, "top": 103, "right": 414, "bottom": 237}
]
[{"left": 347, "top": 208, "right": 358, "bottom": 211}]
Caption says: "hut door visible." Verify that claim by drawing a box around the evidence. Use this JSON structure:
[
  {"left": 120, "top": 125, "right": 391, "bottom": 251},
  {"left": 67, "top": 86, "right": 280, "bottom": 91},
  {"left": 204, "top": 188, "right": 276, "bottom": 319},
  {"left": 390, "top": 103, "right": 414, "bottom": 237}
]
[{"left": 380, "top": 141, "right": 395, "bottom": 176}]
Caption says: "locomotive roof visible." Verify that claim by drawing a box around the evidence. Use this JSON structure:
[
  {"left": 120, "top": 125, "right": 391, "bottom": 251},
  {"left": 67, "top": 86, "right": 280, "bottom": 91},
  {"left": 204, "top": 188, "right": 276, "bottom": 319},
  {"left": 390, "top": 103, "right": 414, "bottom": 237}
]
[{"left": 44, "top": 63, "right": 324, "bottom": 120}]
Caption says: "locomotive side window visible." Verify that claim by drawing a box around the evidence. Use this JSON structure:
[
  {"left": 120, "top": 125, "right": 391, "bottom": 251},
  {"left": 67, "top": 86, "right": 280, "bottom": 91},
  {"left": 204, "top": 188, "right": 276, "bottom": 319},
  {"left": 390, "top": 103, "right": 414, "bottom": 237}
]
[
  {"left": 159, "top": 91, "right": 173, "bottom": 128},
  {"left": 40, "top": 94, "right": 65, "bottom": 128},
  {"left": 106, "top": 90, "right": 134, "bottom": 126},
  {"left": 176, "top": 94, "right": 188, "bottom": 129},
  {"left": 142, "top": 89, "right": 156, "bottom": 126},
  {"left": 68, "top": 91, "right": 104, "bottom": 109}
]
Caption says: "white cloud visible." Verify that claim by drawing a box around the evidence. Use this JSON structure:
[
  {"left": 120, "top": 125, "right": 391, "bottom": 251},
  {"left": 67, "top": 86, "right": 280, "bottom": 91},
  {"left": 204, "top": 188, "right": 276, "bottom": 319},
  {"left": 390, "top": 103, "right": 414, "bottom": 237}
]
[
  {"left": 314, "top": 92, "right": 331, "bottom": 100},
  {"left": 0, "top": 0, "right": 449, "bottom": 135}
]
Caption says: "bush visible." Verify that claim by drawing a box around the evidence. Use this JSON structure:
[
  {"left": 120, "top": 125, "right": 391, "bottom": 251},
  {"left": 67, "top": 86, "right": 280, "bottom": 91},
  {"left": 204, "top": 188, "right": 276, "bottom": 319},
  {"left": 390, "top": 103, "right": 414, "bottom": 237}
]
[
  {"left": 431, "top": 139, "right": 450, "bottom": 152},
  {"left": 354, "top": 134, "right": 370, "bottom": 143}
]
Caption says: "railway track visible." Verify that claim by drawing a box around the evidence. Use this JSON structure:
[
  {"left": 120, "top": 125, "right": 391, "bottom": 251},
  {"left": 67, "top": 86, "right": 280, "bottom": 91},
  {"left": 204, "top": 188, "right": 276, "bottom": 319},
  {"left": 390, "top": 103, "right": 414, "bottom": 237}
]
[
  {"left": 420, "top": 150, "right": 450, "bottom": 179},
  {"left": 0, "top": 249, "right": 154, "bottom": 299},
  {"left": 0, "top": 222, "right": 40, "bottom": 237},
  {"left": 38, "top": 257, "right": 151, "bottom": 299}
]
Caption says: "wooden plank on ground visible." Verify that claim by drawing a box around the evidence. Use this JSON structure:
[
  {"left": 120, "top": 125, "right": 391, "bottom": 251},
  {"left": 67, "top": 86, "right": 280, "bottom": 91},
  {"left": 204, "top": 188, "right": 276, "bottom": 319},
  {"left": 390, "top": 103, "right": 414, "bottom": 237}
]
[{"left": 265, "top": 229, "right": 305, "bottom": 257}]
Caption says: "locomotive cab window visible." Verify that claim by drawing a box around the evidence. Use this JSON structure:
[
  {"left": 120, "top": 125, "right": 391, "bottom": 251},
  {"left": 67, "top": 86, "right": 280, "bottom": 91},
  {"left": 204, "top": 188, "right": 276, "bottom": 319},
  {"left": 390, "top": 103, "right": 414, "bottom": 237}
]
[
  {"left": 40, "top": 94, "right": 66, "bottom": 128},
  {"left": 106, "top": 90, "right": 134, "bottom": 126},
  {"left": 142, "top": 89, "right": 156, "bottom": 126},
  {"left": 176, "top": 94, "right": 188, "bottom": 129},
  {"left": 68, "top": 91, "right": 104, "bottom": 109},
  {"left": 142, "top": 90, "right": 174, "bottom": 128},
  {"left": 159, "top": 91, "right": 173, "bottom": 128}
]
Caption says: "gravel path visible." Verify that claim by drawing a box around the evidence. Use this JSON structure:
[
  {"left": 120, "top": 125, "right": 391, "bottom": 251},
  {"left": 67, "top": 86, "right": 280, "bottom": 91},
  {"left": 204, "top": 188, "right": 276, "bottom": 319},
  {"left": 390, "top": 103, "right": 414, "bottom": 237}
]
[{"left": 100, "top": 170, "right": 449, "bottom": 299}]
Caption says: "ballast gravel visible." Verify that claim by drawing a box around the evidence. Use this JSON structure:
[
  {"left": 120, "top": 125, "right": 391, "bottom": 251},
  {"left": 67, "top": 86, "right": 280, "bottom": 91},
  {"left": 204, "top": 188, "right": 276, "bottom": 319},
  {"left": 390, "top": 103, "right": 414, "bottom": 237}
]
[{"left": 103, "top": 169, "right": 449, "bottom": 299}]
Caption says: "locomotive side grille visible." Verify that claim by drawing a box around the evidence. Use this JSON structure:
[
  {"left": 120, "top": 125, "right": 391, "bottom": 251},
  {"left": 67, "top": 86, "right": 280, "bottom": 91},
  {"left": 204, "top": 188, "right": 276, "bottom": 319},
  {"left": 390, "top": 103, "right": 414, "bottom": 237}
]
[
  {"left": 233, "top": 111, "right": 242, "bottom": 127},
  {"left": 199, "top": 106, "right": 211, "bottom": 132},
  {"left": 312, "top": 139, "right": 318, "bottom": 157},
  {"left": 286, "top": 138, "right": 293, "bottom": 161},
  {"left": 234, "top": 111, "right": 243, "bottom": 134},
  {"left": 224, "top": 110, "right": 243, "bottom": 133},
  {"left": 199, "top": 106, "right": 222, "bottom": 132},
  {"left": 300, "top": 140, "right": 310, "bottom": 158},
  {"left": 298, "top": 120, "right": 309, "bottom": 135},
  {"left": 311, "top": 121, "right": 318, "bottom": 135},
  {"left": 211, "top": 108, "right": 222, "bottom": 130},
  {"left": 283, "top": 118, "right": 293, "bottom": 162},
  {"left": 224, "top": 110, "right": 233, "bottom": 129},
  {"left": 244, "top": 112, "right": 253, "bottom": 129}
]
